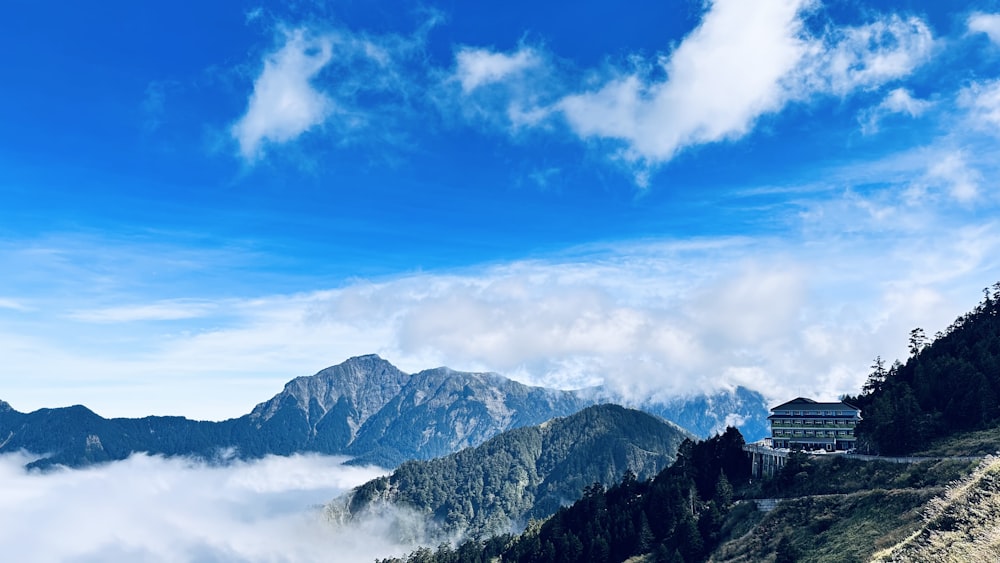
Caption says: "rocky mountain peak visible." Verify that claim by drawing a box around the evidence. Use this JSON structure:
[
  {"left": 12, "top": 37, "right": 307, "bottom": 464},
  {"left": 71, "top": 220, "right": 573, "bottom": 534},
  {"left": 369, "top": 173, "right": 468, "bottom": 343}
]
[{"left": 249, "top": 354, "right": 409, "bottom": 425}]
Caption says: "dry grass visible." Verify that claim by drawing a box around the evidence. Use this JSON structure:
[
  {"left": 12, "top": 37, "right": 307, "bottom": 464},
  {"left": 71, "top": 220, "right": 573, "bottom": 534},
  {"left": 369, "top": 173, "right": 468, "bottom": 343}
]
[
  {"left": 911, "top": 426, "right": 1000, "bottom": 457},
  {"left": 711, "top": 489, "right": 938, "bottom": 563},
  {"left": 870, "top": 457, "right": 1000, "bottom": 562}
]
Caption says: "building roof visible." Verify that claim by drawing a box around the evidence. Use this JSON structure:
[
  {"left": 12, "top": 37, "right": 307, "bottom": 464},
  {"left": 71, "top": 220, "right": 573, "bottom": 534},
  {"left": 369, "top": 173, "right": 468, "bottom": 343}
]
[{"left": 770, "top": 397, "right": 861, "bottom": 412}]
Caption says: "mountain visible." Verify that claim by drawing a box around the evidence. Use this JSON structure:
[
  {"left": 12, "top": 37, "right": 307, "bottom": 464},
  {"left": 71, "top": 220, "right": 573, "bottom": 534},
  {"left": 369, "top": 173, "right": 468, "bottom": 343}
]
[
  {"left": 330, "top": 404, "right": 691, "bottom": 540},
  {"left": 0, "top": 354, "right": 769, "bottom": 469},
  {"left": 588, "top": 386, "right": 770, "bottom": 443},
  {"left": 341, "top": 367, "right": 587, "bottom": 467},
  {"left": 379, "top": 426, "right": 751, "bottom": 563}
]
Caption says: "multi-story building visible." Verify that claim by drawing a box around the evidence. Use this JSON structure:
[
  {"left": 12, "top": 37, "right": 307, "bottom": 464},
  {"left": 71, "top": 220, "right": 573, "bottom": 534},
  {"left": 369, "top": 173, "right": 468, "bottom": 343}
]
[{"left": 768, "top": 397, "right": 861, "bottom": 451}]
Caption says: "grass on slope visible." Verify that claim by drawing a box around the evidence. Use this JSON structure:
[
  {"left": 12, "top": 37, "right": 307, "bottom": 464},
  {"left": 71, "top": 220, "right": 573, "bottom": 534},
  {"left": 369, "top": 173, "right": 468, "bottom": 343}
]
[
  {"left": 746, "top": 454, "right": 974, "bottom": 499},
  {"left": 712, "top": 489, "right": 939, "bottom": 563},
  {"left": 710, "top": 455, "right": 978, "bottom": 562},
  {"left": 910, "top": 426, "right": 1000, "bottom": 458},
  {"left": 871, "top": 456, "right": 1000, "bottom": 562}
]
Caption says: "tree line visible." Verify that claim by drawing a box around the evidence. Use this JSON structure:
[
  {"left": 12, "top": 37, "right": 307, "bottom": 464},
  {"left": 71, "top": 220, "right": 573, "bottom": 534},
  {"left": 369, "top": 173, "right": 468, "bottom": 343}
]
[
  {"left": 845, "top": 283, "right": 1000, "bottom": 455},
  {"left": 377, "top": 427, "right": 750, "bottom": 563}
]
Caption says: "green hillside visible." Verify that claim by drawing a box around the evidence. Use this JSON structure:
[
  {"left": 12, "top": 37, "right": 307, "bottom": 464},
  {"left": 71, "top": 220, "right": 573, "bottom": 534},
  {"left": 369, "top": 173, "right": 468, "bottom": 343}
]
[
  {"left": 847, "top": 283, "right": 1000, "bottom": 456},
  {"left": 331, "top": 404, "right": 690, "bottom": 540}
]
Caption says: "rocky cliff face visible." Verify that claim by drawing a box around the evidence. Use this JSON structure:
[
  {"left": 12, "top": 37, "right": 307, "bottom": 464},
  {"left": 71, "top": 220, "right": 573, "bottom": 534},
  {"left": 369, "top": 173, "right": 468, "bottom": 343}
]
[
  {"left": 247, "top": 354, "right": 410, "bottom": 454},
  {"left": 344, "top": 367, "right": 587, "bottom": 467}
]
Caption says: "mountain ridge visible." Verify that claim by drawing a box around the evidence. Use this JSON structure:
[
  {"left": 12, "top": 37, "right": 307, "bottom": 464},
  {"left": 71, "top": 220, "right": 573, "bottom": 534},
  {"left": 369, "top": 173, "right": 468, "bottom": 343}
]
[{"left": 0, "top": 354, "right": 767, "bottom": 469}]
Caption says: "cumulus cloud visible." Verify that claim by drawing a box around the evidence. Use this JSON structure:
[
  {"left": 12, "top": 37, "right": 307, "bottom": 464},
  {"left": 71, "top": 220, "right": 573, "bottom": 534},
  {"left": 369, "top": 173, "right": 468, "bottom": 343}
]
[
  {"left": 0, "top": 452, "right": 414, "bottom": 563},
  {"left": 558, "top": 0, "right": 812, "bottom": 168},
  {"left": 969, "top": 12, "right": 1000, "bottom": 45},
  {"left": 454, "top": 1, "right": 935, "bottom": 179},
  {"left": 232, "top": 29, "right": 335, "bottom": 161}
]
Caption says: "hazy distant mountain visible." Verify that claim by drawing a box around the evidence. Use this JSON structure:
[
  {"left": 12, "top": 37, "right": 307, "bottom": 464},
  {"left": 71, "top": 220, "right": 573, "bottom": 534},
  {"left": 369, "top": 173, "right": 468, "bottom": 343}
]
[
  {"left": 329, "top": 404, "right": 689, "bottom": 540},
  {"left": 0, "top": 354, "right": 768, "bottom": 469},
  {"left": 621, "top": 387, "right": 770, "bottom": 442}
]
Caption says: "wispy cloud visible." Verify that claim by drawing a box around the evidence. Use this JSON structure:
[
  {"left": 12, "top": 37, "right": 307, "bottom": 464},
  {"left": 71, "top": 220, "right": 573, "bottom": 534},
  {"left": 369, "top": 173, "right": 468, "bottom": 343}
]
[
  {"left": 68, "top": 299, "right": 218, "bottom": 323},
  {"left": 231, "top": 28, "right": 335, "bottom": 161},
  {"left": 959, "top": 79, "right": 1000, "bottom": 130},
  {"left": 453, "top": 47, "right": 542, "bottom": 93},
  {"left": 925, "top": 151, "right": 982, "bottom": 203},
  {"left": 0, "top": 298, "right": 28, "bottom": 312},
  {"left": 968, "top": 12, "right": 1000, "bottom": 45},
  {"left": 860, "top": 88, "right": 932, "bottom": 134},
  {"left": 798, "top": 15, "right": 934, "bottom": 96},
  {"left": 231, "top": 17, "right": 439, "bottom": 163},
  {"left": 0, "top": 452, "right": 413, "bottom": 563}
]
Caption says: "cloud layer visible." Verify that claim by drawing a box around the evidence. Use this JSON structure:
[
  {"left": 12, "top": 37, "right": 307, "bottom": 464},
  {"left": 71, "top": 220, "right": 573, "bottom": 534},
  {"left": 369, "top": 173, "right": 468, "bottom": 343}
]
[
  {"left": 4, "top": 146, "right": 999, "bottom": 418},
  {"left": 0, "top": 452, "right": 412, "bottom": 563}
]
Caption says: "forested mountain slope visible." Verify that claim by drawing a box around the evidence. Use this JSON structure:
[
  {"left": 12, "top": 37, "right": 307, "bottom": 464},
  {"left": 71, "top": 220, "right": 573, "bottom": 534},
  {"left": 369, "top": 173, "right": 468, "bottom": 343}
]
[
  {"left": 379, "top": 427, "right": 750, "bottom": 563},
  {"left": 330, "top": 404, "right": 691, "bottom": 540},
  {"left": 847, "top": 283, "right": 1000, "bottom": 455}
]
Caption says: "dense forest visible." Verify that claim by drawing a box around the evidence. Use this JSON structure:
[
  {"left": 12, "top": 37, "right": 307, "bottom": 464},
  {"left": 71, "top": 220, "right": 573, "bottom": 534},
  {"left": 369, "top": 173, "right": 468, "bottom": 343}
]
[
  {"left": 377, "top": 427, "right": 750, "bottom": 563},
  {"left": 847, "top": 283, "right": 1000, "bottom": 455},
  {"left": 335, "top": 405, "right": 688, "bottom": 539}
]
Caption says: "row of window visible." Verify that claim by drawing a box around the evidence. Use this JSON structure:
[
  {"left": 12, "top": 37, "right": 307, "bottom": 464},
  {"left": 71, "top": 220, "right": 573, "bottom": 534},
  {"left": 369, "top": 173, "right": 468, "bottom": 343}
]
[
  {"left": 771, "top": 420, "right": 857, "bottom": 427},
  {"left": 777, "top": 410, "right": 858, "bottom": 417},
  {"left": 773, "top": 430, "right": 853, "bottom": 437}
]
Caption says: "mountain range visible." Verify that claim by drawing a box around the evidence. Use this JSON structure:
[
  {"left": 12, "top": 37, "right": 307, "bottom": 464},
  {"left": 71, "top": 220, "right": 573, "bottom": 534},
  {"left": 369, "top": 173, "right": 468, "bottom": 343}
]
[{"left": 0, "top": 354, "right": 768, "bottom": 469}]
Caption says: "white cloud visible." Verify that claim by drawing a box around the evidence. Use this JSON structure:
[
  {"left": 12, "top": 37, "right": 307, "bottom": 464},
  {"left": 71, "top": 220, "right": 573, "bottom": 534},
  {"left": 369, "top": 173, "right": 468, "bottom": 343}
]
[
  {"left": 558, "top": 0, "right": 812, "bottom": 166},
  {"left": 926, "top": 152, "right": 981, "bottom": 203},
  {"left": 0, "top": 453, "right": 414, "bottom": 563},
  {"left": 4, "top": 137, "right": 1000, "bottom": 417},
  {"left": 453, "top": 47, "right": 542, "bottom": 93},
  {"left": 860, "top": 88, "right": 932, "bottom": 134},
  {"left": 960, "top": 79, "right": 1000, "bottom": 129},
  {"left": 232, "top": 29, "right": 335, "bottom": 161},
  {"left": 68, "top": 299, "right": 217, "bottom": 322},
  {"left": 799, "top": 15, "right": 934, "bottom": 96},
  {"left": 969, "top": 12, "right": 1000, "bottom": 45},
  {"left": 442, "top": 45, "right": 557, "bottom": 134},
  {"left": 0, "top": 298, "right": 28, "bottom": 312},
  {"left": 459, "top": 2, "right": 936, "bottom": 177},
  {"left": 5, "top": 188, "right": 1000, "bottom": 415}
]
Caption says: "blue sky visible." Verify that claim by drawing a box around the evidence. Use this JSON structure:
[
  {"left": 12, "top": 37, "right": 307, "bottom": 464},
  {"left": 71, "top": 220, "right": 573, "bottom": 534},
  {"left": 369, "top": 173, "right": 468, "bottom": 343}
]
[{"left": 3, "top": 0, "right": 1000, "bottom": 419}]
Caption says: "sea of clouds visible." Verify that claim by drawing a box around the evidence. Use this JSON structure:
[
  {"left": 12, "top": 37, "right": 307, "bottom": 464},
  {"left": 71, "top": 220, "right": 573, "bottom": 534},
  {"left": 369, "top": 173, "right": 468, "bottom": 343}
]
[{"left": 0, "top": 452, "right": 420, "bottom": 563}]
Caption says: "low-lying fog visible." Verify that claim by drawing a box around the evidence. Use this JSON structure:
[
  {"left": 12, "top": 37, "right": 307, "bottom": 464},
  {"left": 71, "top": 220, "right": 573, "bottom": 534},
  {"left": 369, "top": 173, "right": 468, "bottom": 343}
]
[{"left": 0, "top": 452, "right": 420, "bottom": 562}]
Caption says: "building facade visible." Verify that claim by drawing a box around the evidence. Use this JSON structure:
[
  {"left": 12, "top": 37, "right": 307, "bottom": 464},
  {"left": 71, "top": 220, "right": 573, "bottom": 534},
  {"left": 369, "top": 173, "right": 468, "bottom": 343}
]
[{"left": 768, "top": 397, "right": 860, "bottom": 451}]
